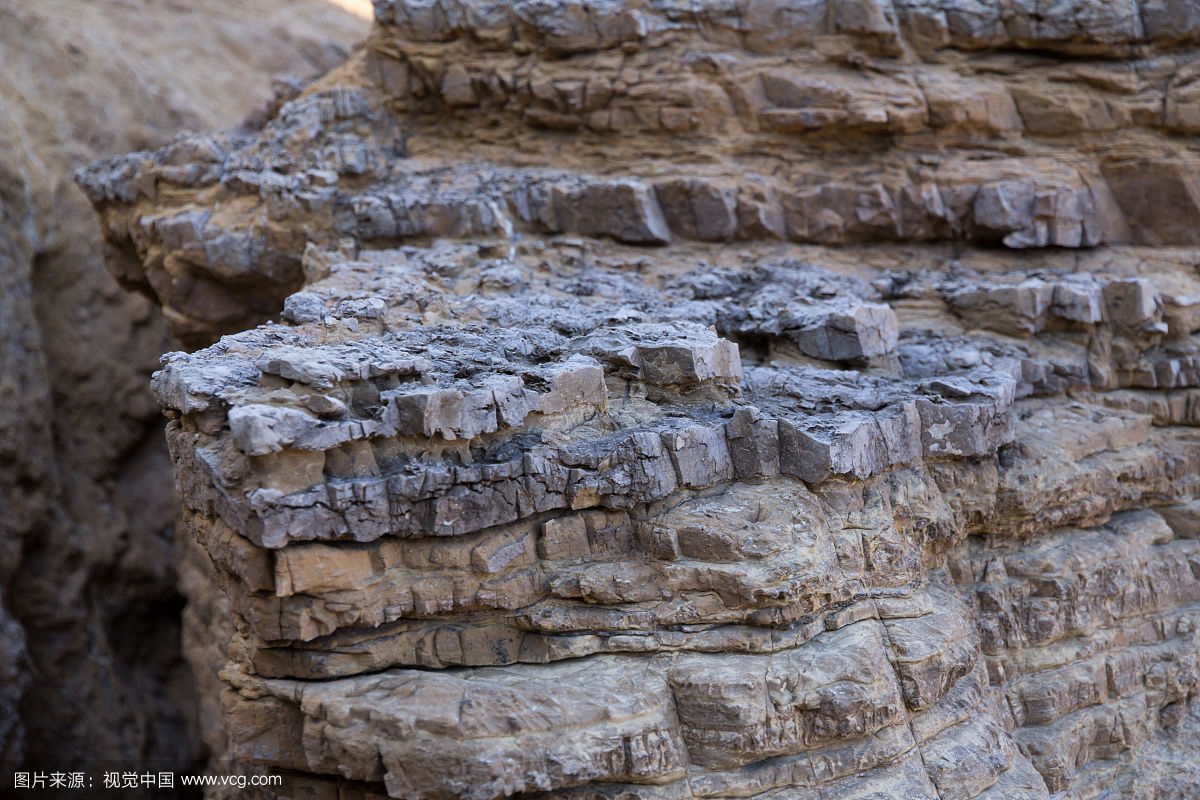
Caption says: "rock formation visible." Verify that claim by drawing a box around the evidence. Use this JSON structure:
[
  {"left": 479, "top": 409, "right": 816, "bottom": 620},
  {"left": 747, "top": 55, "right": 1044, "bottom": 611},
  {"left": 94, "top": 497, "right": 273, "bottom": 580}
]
[
  {"left": 0, "top": 0, "right": 371, "bottom": 781},
  {"left": 79, "top": 1, "right": 1200, "bottom": 797}
]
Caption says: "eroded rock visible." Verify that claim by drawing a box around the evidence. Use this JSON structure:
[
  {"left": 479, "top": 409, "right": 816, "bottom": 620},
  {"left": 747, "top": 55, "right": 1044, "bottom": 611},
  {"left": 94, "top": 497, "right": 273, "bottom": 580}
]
[{"left": 77, "top": 0, "right": 1200, "bottom": 797}]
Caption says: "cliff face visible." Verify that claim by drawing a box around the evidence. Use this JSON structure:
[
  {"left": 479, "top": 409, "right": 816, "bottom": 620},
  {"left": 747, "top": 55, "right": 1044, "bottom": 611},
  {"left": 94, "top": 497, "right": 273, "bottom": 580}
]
[
  {"left": 80, "top": 2, "right": 1200, "bottom": 798},
  {"left": 0, "top": 0, "right": 370, "bottom": 777}
]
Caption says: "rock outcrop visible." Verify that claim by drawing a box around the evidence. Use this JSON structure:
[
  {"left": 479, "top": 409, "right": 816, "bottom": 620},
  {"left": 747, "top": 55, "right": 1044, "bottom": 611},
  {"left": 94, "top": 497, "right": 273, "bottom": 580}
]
[
  {"left": 0, "top": 0, "right": 371, "bottom": 781},
  {"left": 81, "top": 1, "right": 1200, "bottom": 798}
]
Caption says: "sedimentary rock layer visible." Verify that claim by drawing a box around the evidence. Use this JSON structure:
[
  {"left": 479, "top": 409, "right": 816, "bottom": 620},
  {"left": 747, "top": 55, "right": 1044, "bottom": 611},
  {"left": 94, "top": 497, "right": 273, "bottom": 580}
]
[{"left": 81, "top": 1, "right": 1200, "bottom": 798}]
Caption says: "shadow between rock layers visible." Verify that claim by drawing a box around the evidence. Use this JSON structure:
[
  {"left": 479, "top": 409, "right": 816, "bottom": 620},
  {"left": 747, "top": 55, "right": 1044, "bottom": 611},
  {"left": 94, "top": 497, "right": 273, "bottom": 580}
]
[{"left": 80, "top": 2, "right": 1200, "bottom": 798}]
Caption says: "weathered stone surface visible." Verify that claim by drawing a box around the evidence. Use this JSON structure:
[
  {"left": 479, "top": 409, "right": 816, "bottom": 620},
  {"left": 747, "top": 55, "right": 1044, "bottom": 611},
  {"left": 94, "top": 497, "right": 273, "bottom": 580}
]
[
  {"left": 74, "top": 0, "right": 1200, "bottom": 797},
  {"left": 130, "top": 226, "right": 1200, "bottom": 796}
]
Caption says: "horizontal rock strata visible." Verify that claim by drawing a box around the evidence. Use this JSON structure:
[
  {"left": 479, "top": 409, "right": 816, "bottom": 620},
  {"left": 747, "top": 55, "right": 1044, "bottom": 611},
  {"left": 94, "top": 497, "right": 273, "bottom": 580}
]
[{"left": 81, "top": 1, "right": 1200, "bottom": 798}]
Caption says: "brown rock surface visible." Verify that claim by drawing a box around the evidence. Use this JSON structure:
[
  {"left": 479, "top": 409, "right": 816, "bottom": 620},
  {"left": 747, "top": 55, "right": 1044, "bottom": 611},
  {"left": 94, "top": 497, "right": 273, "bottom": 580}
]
[
  {"left": 78, "top": 1, "right": 1200, "bottom": 798},
  {"left": 0, "top": 0, "right": 371, "bottom": 783}
]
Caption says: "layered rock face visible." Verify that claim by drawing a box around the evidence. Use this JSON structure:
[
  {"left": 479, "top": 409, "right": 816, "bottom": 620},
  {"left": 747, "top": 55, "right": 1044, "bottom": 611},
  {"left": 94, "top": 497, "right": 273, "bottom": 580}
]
[
  {"left": 0, "top": 0, "right": 370, "bottom": 780},
  {"left": 81, "top": 1, "right": 1200, "bottom": 798}
]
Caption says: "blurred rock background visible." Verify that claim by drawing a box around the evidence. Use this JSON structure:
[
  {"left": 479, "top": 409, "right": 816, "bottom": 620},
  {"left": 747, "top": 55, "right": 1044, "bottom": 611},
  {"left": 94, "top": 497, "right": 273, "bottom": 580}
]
[{"left": 0, "top": 0, "right": 371, "bottom": 781}]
